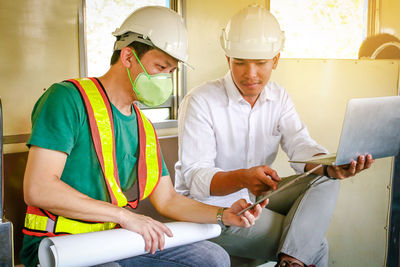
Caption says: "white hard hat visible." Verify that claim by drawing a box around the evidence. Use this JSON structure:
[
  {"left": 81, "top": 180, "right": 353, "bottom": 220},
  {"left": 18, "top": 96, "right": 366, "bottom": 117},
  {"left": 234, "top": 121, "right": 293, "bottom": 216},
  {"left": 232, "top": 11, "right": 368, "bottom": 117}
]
[
  {"left": 113, "top": 6, "right": 189, "bottom": 65},
  {"left": 220, "top": 4, "right": 285, "bottom": 59}
]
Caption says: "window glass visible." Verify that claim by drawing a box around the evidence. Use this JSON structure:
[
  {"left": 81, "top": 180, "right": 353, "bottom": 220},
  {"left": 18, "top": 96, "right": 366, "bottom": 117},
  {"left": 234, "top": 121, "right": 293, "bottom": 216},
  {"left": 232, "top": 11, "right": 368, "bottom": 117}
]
[
  {"left": 141, "top": 108, "right": 171, "bottom": 122},
  {"left": 270, "top": 0, "right": 368, "bottom": 59}
]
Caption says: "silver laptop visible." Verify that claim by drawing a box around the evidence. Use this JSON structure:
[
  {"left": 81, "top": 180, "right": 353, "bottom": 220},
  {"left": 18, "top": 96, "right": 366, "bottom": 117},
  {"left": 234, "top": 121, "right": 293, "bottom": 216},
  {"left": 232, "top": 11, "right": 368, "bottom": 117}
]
[{"left": 289, "top": 96, "right": 400, "bottom": 166}]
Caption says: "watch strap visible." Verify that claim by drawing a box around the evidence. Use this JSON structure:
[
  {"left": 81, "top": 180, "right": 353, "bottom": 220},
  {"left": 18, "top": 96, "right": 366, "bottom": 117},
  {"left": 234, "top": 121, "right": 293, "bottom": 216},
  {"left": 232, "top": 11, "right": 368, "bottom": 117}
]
[
  {"left": 323, "top": 165, "right": 336, "bottom": 179},
  {"left": 216, "top": 207, "right": 227, "bottom": 230}
]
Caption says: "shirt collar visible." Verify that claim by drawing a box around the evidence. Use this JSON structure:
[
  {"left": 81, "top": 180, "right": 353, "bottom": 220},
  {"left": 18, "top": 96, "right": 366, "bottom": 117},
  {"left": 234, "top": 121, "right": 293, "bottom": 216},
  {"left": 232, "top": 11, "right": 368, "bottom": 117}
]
[{"left": 223, "top": 71, "right": 278, "bottom": 106}]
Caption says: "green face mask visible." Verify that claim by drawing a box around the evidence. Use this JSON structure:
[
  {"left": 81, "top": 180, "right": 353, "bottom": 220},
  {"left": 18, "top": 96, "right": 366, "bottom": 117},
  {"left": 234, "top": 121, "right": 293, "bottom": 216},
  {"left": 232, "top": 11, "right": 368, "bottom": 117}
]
[{"left": 127, "top": 49, "right": 173, "bottom": 107}]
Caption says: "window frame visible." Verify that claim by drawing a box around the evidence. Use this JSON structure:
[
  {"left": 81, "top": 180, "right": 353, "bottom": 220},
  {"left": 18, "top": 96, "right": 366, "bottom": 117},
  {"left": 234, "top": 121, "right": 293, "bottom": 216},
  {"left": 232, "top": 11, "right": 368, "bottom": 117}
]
[{"left": 78, "top": 0, "right": 186, "bottom": 129}]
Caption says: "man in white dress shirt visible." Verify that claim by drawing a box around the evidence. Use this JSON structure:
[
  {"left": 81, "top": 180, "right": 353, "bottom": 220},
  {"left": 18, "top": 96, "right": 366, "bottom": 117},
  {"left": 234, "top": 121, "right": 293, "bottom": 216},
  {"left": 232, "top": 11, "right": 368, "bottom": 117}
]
[{"left": 175, "top": 5, "right": 374, "bottom": 267}]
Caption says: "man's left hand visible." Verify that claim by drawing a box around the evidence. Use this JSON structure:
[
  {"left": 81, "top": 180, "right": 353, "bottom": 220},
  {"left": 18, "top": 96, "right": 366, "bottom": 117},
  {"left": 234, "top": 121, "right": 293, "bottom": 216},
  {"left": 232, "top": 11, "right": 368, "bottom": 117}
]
[
  {"left": 222, "top": 199, "right": 268, "bottom": 228},
  {"left": 327, "top": 154, "right": 374, "bottom": 179}
]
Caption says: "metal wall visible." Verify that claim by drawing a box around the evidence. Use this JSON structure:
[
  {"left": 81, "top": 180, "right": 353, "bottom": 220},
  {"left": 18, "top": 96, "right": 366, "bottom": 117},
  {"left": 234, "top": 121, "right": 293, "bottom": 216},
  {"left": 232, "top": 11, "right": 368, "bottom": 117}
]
[
  {"left": 185, "top": 0, "right": 266, "bottom": 91},
  {"left": 380, "top": 0, "right": 400, "bottom": 38},
  {"left": 0, "top": 0, "right": 80, "bottom": 154}
]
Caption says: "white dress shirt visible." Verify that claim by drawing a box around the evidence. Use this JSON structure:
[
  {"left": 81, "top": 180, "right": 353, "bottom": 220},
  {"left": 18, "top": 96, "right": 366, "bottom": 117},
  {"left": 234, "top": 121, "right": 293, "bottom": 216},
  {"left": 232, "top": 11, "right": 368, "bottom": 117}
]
[{"left": 175, "top": 71, "right": 328, "bottom": 207}]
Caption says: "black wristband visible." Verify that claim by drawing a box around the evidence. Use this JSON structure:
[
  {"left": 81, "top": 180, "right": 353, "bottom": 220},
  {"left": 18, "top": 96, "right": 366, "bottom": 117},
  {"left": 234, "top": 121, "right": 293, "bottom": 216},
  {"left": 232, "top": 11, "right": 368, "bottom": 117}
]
[{"left": 323, "top": 165, "right": 336, "bottom": 179}]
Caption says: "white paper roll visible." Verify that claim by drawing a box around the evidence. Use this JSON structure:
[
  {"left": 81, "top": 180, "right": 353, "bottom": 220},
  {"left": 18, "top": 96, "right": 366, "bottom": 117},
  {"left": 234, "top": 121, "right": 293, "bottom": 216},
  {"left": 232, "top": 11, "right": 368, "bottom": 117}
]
[{"left": 38, "top": 222, "right": 221, "bottom": 267}]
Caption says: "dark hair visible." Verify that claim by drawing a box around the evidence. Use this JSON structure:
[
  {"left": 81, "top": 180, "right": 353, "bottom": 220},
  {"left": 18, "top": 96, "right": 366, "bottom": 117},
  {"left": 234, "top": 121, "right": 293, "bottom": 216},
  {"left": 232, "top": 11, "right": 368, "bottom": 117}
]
[{"left": 110, "top": 41, "right": 154, "bottom": 65}]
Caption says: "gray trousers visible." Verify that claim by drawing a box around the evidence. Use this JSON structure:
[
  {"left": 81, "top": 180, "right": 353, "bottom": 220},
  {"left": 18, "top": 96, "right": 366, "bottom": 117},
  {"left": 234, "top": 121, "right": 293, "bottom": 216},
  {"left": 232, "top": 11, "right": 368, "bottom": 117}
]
[
  {"left": 210, "top": 174, "right": 341, "bottom": 267},
  {"left": 94, "top": 240, "right": 230, "bottom": 267}
]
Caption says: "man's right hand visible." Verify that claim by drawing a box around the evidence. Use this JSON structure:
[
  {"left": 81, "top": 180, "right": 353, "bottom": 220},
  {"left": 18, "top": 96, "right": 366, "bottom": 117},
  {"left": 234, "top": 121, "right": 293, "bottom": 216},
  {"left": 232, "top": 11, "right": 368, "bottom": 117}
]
[
  {"left": 240, "top": 165, "right": 281, "bottom": 196},
  {"left": 119, "top": 209, "right": 173, "bottom": 254}
]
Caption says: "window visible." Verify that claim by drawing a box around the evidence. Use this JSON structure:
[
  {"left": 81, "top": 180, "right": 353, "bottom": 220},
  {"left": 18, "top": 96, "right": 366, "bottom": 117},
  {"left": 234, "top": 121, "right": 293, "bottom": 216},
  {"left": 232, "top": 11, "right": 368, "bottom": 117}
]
[
  {"left": 80, "top": 0, "right": 181, "bottom": 125},
  {"left": 269, "top": 0, "right": 368, "bottom": 59}
]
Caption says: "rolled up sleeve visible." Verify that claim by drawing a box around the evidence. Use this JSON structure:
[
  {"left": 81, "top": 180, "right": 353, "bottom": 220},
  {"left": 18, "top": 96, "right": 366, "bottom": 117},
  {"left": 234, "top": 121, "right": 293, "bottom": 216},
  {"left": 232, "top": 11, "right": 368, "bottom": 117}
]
[{"left": 176, "top": 93, "right": 222, "bottom": 199}]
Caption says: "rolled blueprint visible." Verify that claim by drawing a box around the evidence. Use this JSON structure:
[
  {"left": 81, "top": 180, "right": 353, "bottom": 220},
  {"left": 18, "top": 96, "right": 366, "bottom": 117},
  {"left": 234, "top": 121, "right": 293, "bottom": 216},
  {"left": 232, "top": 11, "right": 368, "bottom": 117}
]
[{"left": 38, "top": 222, "right": 221, "bottom": 267}]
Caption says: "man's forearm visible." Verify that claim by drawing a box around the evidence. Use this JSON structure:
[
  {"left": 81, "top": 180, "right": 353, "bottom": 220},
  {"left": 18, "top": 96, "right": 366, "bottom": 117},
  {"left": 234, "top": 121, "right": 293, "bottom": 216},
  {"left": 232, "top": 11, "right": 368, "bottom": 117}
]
[
  {"left": 210, "top": 169, "right": 245, "bottom": 196},
  {"left": 25, "top": 175, "right": 125, "bottom": 224},
  {"left": 210, "top": 165, "right": 280, "bottom": 197},
  {"left": 304, "top": 153, "right": 326, "bottom": 175},
  {"left": 304, "top": 162, "right": 325, "bottom": 176},
  {"left": 156, "top": 192, "right": 220, "bottom": 224},
  {"left": 24, "top": 146, "right": 125, "bottom": 225},
  {"left": 150, "top": 176, "right": 221, "bottom": 223}
]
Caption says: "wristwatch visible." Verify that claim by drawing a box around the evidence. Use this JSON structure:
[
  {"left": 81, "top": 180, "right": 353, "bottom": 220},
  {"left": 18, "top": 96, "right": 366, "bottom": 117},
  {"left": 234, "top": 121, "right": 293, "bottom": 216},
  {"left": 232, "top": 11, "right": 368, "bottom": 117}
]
[
  {"left": 216, "top": 207, "right": 228, "bottom": 230},
  {"left": 323, "top": 165, "right": 336, "bottom": 179}
]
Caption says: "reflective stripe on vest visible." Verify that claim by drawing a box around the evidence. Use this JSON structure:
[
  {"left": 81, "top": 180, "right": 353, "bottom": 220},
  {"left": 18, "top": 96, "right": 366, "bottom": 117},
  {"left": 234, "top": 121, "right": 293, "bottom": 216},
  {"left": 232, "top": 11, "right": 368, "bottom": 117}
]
[
  {"left": 133, "top": 104, "right": 163, "bottom": 201},
  {"left": 23, "top": 77, "right": 162, "bottom": 237},
  {"left": 70, "top": 77, "right": 127, "bottom": 207},
  {"left": 23, "top": 206, "right": 117, "bottom": 237}
]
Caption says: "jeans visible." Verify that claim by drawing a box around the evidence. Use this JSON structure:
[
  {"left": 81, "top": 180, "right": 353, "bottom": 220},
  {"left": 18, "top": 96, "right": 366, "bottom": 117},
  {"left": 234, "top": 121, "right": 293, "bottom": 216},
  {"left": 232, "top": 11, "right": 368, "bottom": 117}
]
[
  {"left": 95, "top": 240, "right": 230, "bottom": 267},
  {"left": 210, "top": 174, "right": 340, "bottom": 267}
]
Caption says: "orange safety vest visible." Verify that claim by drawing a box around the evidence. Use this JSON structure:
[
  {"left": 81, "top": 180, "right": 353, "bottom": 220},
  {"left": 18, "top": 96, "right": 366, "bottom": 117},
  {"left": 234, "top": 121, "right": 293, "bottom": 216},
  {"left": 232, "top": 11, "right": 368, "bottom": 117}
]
[{"left": 23, "top": 77, "right": 162, "bottom": 237}]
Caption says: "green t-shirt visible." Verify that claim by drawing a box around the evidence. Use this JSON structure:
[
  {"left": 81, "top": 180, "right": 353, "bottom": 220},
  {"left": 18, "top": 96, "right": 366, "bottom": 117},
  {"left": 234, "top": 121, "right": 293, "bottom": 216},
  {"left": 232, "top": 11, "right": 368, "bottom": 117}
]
[{"left": 20, "top": 80, "right": 169, "bottom": 267}]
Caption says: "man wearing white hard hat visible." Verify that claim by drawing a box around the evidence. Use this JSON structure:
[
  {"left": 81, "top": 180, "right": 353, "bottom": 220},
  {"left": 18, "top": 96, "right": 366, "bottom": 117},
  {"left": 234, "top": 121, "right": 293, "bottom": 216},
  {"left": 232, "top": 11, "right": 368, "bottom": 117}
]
[
  {"left": 175, "top": 4, "right": 373, "bottom": 267},
  {"left": 20, "top": 6, "right": 267, "bottom": 267}
]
